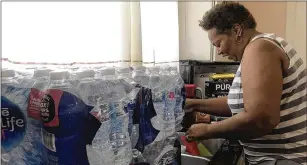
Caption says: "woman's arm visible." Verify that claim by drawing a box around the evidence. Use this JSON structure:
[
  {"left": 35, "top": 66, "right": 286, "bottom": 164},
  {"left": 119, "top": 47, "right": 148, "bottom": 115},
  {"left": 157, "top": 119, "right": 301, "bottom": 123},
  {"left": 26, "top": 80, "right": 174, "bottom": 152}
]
[
  {"left": 187, "top": 39, "right": 284, "bottom": 140},
  {"left": 185, "top": 97, "right": 232, "bottom": 117}
]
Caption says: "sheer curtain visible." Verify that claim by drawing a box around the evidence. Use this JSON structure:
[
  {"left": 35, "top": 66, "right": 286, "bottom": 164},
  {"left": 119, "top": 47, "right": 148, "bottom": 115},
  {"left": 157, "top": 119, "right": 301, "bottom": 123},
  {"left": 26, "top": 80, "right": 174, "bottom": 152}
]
[
  {"left": 2, "top": 2, "right": 179, "bottom": 66},
  {"left": 140, "top": 2, "right": 179, "bottom": 67}
]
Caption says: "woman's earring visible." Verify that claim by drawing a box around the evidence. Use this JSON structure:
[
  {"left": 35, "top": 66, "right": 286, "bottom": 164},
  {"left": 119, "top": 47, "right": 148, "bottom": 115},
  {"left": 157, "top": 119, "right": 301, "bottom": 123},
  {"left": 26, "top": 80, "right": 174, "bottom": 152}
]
[{"left": 236, "top": 35, "right": 243, "bottom": 44}]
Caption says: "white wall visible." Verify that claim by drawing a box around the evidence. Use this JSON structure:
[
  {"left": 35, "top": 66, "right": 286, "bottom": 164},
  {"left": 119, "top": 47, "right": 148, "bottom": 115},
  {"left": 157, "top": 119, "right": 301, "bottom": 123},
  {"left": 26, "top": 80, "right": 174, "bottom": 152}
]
[
  {"left": 286, "top": 2, "right": 307, "bottom": 64},
  {"left": 240, "top": 2, "right": 287, "bottom": 38},
  {"left": 178, "top": 2, "right": 213, "bottom": 61},
  {"left": 242, "top": 2, "right": 306, "bottom": 63},
  {"left": 179, "top": 2, "right": 306, "bottom": 63}
]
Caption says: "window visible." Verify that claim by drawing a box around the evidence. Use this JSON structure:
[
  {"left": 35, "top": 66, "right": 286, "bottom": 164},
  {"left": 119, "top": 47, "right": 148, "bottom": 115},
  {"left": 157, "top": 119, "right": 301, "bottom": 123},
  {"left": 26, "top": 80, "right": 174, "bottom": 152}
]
[
  {"left": 140, "top": 2, "right": 179, "bottom": 65},
  {"left": 3, "top": 2, "right": 129, "bottom": 64}
]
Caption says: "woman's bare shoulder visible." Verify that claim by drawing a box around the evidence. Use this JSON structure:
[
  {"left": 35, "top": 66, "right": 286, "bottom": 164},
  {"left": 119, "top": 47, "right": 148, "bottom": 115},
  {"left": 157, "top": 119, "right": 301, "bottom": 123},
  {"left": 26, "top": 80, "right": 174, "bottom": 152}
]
[{"left": 244, "top": 38, "right": 289, "bottom": 69}]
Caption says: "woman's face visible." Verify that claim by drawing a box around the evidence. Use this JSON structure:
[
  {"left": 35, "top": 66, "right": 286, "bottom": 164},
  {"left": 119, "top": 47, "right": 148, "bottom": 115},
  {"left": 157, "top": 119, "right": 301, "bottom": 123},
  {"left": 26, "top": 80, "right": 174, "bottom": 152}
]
[{"left": 207, "top": 28, "right": 242, "bottom": 61}]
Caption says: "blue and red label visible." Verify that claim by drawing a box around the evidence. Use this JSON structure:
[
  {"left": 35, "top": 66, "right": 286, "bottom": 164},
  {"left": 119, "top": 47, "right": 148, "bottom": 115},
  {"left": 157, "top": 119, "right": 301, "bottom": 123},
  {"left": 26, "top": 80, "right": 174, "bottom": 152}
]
[
  {"left": 27, "top": 88, "right": 45, "bottom": 121},
  {"left": 1, "top": 96, "right": 27, "bottom": 152},
  {"left": 40, "top": 89, "right": 63, "bottom": 127},
  {"left": 40, "top": 89, "right": 92, "bottom": 165}
]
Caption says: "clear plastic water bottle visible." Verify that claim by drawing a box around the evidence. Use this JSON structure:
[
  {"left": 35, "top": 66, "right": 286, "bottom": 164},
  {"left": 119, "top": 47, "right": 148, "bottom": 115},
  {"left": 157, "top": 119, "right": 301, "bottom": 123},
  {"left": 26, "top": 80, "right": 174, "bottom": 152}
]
[
  {"left": 116, "top": 66, "right": 132, "bottom": 82},
  {"left": 97, "top": 67, "right": 133, "bottom": 165},
  {"left": 27, "top": 68, "right": 53, "bottom": 165},
  {"left": 95, "top": 67, "right": 116, "bottom": 149},
  {"left": 75, "top": 69, "right": 96, "bottom": 104},
  {"left": 1, "top": 69, "right": 19, "bottom": 86},
  {"left": 96, "top": 67, "right": 116, "bottom": 79},
  {"left": 97, "top": 67, "right": 118, "bottom": 150},
  {"left": 133, "top": 65, "right": 146, "bottom": 72},
  {"left": 17, "top": 70, "right": 35, "bottom": 89},
  {"left": 141, "top": 65, "right": 177, "bottom": 165},
  {"left": 147, "top": 66, "right": 161, "bottom": 90},
  {"left": 147, "top": 66, "right": 165, "bottom": 131},
  {"left": 1, "top": 69, "right": 23, "bottom": 165},
  {"left": 116, "top": 67, "right": 143, "bottom": 165},
  {"left": 116, "top": 67, "right": 134, "bottom": 136},
  {"left": 132, "top": 66, "right": 149, "bottom": 88},
  {"left": 87, "top": 99, "right": 115, "bottom": 165},
  {"left": 81, "top": 69, "right": 116, "bottom": 165},
  {"left": 169, "top": 66, "right": 185, "bottom": 131},
  {"left": 32, "top": 69, "right": 53, "bottom": 90},
  {"left": 41, "top": 71, "right": 90, "bottom": 165},
  {"left": 112, "top": 76, "right": 132, "bottom": 165},
  {"left": 1, "top": 69, "right": 44, "bottom": 165},
  {"left": 68, "top": 66, "right": 82, "bottom": 87},
  {"left": 149, "top": 66, "right": 164, "bottom": 119},
  {"left": 159, "top": 65, "right": 176, "bottom": 134}
]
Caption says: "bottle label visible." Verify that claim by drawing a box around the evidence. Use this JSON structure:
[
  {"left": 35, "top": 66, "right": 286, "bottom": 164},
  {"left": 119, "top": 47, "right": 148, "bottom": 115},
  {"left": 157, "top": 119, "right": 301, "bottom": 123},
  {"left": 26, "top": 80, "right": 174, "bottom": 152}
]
[
  {"left": 41, "top": 89, "right": 63, "bottom": 127},
  {"left": 1, "top": 96, "right": 27, "bottom": 152},
  {"left": 40, "top": 89, "right": 93, "bottom": 165},
  {"left": 168, "top": 92, "right": 175, "bottom": 99},
  {"left": 127, "top": 99, "right": 136, "bottom": 111},
  {"left": 27, "top": 88, "right": 45, "bottom": 121}
]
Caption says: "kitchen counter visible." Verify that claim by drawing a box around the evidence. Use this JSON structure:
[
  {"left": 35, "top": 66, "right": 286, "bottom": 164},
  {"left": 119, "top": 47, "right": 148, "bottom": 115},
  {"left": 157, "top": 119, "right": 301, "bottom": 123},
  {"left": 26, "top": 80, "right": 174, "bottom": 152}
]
[{"left": 178, "top": 132, "right": 243, "bottom": 165}]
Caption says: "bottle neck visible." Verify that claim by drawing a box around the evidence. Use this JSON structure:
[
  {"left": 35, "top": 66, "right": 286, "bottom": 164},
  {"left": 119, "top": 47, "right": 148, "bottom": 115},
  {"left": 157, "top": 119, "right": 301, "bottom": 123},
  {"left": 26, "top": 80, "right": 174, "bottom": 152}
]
[{"left": 49, "top": 79, "right": 71, "bottom": 87}]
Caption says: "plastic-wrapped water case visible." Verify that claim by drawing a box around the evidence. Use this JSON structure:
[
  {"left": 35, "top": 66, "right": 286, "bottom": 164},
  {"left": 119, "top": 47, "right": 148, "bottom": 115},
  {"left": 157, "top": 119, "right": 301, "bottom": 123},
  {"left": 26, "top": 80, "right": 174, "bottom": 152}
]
[{"left": 1, "top": 59, "right": 186, "bottom": 165}]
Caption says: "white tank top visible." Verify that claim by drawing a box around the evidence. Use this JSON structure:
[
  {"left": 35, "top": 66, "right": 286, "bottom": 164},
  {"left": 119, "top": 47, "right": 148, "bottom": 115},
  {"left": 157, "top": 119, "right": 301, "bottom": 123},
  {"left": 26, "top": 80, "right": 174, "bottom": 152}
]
[{"left": 227, "top": 33, "right": 307, "bottom": 165}]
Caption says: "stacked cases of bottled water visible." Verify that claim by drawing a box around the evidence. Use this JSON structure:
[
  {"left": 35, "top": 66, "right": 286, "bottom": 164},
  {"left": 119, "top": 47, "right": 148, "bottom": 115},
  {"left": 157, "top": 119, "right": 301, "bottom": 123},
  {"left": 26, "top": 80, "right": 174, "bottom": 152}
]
[
  {"left": 130, "top": 65, "right": 186, "bottom": 165},
  {"left": 1, "top": 61, "right": 186, "bottom": 165}
]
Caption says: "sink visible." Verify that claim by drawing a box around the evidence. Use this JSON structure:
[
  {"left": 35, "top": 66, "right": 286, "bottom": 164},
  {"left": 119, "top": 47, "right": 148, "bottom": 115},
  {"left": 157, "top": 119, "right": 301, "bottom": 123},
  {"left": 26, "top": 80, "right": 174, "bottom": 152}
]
[
  {"left": 177, "top": 132, "right": 225, "bottom": 165},
  {"left": 181, "top": 153, "right": 210, "bottom": 165},
  {"left": 180, "top": 138, "right": 224, "bottom": 165},
  {"left": 177, "top": 132, "right": 224, "bottom": 155},
  {"left": 200, "top": 138, "right": 224, "bottom": 155}
]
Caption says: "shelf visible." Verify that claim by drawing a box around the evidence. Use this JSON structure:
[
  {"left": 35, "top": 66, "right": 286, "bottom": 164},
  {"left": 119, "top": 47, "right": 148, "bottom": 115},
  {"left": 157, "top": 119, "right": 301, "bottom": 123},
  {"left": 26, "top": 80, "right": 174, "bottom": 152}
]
[{"left": 179, "top": 60, "right": 240, "bottom": 84}]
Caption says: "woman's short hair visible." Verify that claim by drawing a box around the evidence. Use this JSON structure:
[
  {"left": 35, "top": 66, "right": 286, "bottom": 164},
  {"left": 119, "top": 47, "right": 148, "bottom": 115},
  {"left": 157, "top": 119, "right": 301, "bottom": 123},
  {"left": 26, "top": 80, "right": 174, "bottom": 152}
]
[{"left": 199, "top": 1, "right": 257, "bottom": 34}]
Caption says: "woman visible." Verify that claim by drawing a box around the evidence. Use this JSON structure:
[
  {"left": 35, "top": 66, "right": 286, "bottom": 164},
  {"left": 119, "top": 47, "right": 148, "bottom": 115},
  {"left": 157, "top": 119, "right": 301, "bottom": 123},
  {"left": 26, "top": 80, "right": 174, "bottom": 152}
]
[{"left": 185, "top": 2, "right": 306, "bottom": 165}]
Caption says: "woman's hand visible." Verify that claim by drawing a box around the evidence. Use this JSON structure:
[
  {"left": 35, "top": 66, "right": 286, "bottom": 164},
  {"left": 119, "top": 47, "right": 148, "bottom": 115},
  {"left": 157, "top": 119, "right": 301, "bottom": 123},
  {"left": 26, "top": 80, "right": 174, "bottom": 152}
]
[
  {"left": 184, "top": 98, "right": 199, "bottom": 113},
  {"left": 184, "top": 97, "right": 232, "bottom": 117},
  {"left": 185, "top": 123, "right": 210, "bottom": 141}
]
